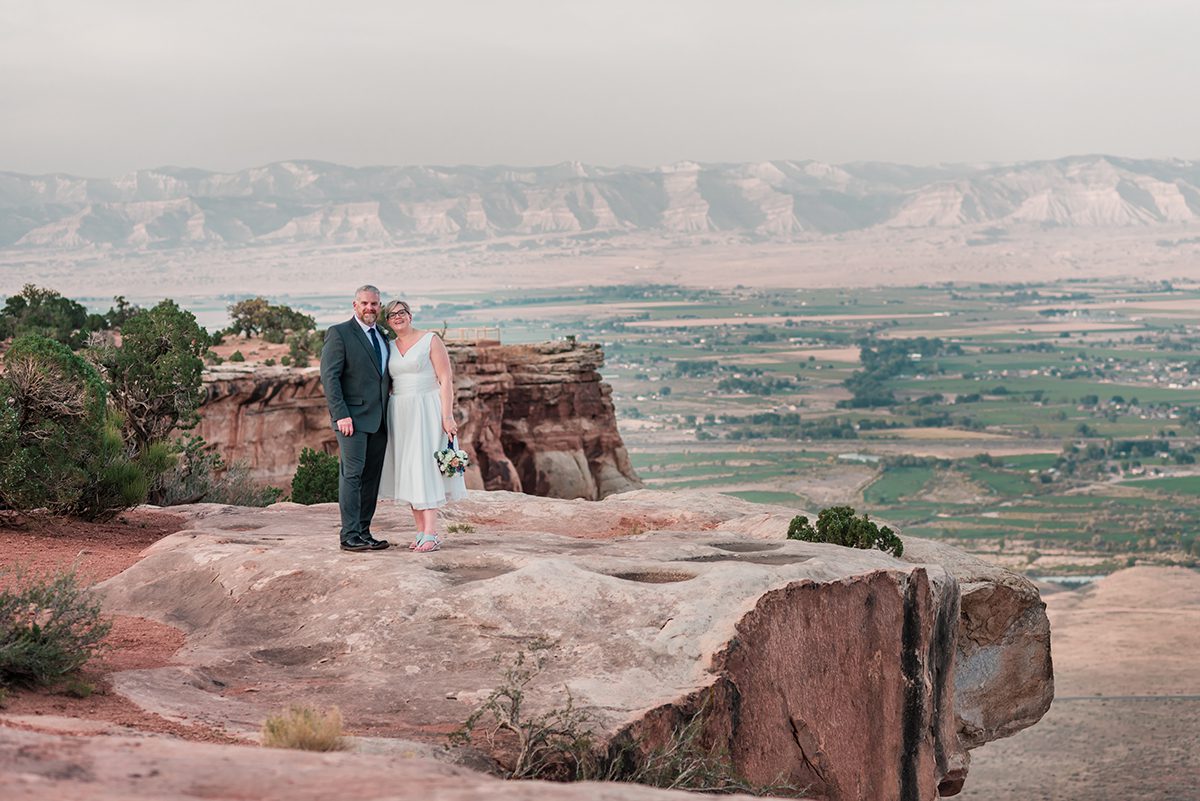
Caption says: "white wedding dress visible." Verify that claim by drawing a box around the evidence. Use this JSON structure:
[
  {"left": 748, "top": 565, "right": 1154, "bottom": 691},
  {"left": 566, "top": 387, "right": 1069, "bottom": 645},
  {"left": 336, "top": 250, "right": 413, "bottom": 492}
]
[{"left": 378, "top": 331, "right": 467, "bottom": 509}]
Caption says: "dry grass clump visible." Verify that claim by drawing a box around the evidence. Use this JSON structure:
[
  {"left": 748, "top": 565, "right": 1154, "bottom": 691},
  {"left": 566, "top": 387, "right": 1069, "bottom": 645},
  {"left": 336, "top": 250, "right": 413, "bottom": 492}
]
[{"left": 261, "top": 705, "right": 347, "bottom": 751}]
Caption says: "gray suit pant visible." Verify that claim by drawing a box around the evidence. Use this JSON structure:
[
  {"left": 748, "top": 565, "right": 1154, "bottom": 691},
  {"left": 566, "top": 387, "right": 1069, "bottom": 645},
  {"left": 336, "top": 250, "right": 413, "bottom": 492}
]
[{"left": 335, "top": 421, "right": 388, "bottom": 543}]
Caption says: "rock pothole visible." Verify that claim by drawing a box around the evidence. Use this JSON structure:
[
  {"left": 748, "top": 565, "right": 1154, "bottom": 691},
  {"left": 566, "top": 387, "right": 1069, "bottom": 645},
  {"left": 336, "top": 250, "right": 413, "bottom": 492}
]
[
  {"left": 709, "top": 541, "right": 784, "bottom": 553},
  {"left": 607, "top": 570, "right": 697, "bottom": 583},
  {"left": 425, "top": 563, "right": 517, "bottom": 585},
  {"left": 681, "top": 553, "right": 813, "bottom": 566}
]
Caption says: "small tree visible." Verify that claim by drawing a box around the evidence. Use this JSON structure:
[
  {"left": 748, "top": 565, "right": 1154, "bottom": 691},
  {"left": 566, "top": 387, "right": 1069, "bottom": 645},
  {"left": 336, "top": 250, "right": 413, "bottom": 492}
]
[
  {"left": 91, "top": 299, "right": 208, "bottom": 454},
  {"left": 787, "top": 505, "right": 904, "bottom": 557},
  {"left": 0, "top": 284, "right": 106, "bottom": 348},
  {"left": 291, "top": 448, "right": 339, "bottom": 504},
  {"left": 103, "top": 295, "right": 142, "bottom": 329},
  {"left": 228, "top": 297, "right": 316, "bottom": 341},
  {"left": 263, "top": 303, "right": 315, "bottom": 341},
  {"left": 227, "top": 296, "right": 272, "bottom": 337}
]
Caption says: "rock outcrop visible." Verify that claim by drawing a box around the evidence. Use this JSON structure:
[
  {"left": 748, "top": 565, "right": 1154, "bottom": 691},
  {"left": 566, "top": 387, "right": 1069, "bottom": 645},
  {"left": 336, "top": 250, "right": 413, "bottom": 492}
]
[
  {"left": 193, "top": 366, "right": 331, "bottom": 486},
  {"left": 900, "top": 539, "right": 1054, "bottom": 753},
  {"left": 91, "top": 490, "right": 1052, "bottom": 800},
  {"left": 194, "top": 340, "right": 641, "bottom": 499},
  {"left": 672, "top": 496, "right": 1055, "bottom": 786}
]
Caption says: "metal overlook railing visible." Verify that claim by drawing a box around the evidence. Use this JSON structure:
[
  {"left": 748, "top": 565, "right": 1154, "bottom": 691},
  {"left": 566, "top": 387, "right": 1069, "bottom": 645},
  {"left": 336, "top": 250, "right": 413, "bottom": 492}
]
[{"left": 442, "top": 326, "right": 501, "bottom": 342}]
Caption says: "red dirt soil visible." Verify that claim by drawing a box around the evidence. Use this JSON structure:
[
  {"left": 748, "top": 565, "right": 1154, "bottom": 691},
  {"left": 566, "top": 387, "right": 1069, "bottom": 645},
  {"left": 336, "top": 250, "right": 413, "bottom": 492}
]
[{"left": 0, "top": 509, "right": 247, "bottom": 743}]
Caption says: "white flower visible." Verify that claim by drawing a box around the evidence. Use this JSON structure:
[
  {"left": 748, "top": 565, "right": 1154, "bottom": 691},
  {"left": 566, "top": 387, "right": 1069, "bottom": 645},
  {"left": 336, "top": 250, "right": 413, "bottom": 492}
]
[{"left": 435, "top": 444, "right": 470, "bottom": 476}]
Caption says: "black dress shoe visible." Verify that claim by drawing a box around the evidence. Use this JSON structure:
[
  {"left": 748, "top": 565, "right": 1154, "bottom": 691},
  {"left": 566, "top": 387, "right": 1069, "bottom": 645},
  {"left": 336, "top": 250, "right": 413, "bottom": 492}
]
[
  {"left": 340, "top": 537, "right": 371, "bottom": 552},
  {"left": 361, "top": 536, "right": 390, "bottom": 550}
]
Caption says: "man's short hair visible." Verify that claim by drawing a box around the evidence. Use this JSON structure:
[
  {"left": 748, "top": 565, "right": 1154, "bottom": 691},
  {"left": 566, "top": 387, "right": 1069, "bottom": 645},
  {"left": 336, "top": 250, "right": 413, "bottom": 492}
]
[{"left": 355, "top": 284, "right": 381, "bottom": 298}]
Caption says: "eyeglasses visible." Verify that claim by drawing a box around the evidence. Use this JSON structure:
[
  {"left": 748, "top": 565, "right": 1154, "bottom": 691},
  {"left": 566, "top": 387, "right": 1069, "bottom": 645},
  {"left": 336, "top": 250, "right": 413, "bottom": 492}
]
[{"left": 386, "top": 311, "right": 410, "bottom": 319}]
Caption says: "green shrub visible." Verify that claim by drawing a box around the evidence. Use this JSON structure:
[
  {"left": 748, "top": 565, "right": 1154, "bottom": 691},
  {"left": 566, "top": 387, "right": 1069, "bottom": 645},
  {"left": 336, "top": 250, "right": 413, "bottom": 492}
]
[
  {"left": 230, "top": 350, "right": 245, "bottom": 362},
  {"left": 207, "top": 466, "right": 283, "bottom": 507},
  {"left": 0, "top": 567, "right": 112, "bottom": 688},
  {"left": 2, "top": 337, "right": 103, "bottom": 513},
  {"left": 150, "top": 435, "right": 219, "bottom": 505},
  {"left": 0, "top": 284, "right": 105, "bottom": 348},
  {"left": 286, "top": 329, "right": 323, "bottom": 368},
  {"left": 73, "top": 416, "right": 173, "bottom": 521},
  {"left": 291, "top": 448, "right": 339, "bottom": 504},
  {"left": 0, "top": 334, "right": 168, "bottom": 520},
  {"left": 787, "top": 505, "right": 904, "bottom": 557},
  {"left": 152, "top": 435, "right": 281, "bottom": 507}
]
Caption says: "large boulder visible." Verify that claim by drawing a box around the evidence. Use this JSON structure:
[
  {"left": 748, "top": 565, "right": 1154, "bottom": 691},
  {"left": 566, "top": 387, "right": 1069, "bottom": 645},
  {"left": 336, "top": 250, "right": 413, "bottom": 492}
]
[
  {"left": 90, "top": 491, "right": 1052, "bottom": 800},
  {"left": 899, "top": 539, "right": 1053, "bottom": 750},
  {"left": 659, "top": 492, "right": 1054, "bottom": 767}
]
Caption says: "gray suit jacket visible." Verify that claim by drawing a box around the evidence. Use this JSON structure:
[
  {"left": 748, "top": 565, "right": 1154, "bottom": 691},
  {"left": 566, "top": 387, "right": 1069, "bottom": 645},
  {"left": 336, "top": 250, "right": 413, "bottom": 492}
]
[{"left": 320, "top": 318, "right": 391, "bottom": 434}]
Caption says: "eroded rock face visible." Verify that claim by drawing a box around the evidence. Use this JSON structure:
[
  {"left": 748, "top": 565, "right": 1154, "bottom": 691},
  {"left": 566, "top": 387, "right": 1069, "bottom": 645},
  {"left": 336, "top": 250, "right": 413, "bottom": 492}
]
[
  {"left": 689, "top": 497, "right": 1054, "bottom": 789},
  {"left": 195, "top": 341, "right": 642, "bottom": 498},
  {"left": 900, "top": 540, "right": 1054, "bottom": 752},
  {"left": 452, "top": 341, "right": 640, "bottom": 499},
  {"left": 85, "top": 490, "right": 1056, "bottom": 800},
  {"left": 193, "top": 366, "right": 331, "bottom": 487}
]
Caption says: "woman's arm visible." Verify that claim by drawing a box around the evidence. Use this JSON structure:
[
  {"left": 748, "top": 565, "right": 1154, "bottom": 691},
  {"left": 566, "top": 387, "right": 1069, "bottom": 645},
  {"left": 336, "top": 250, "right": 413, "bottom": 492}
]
[{"left": 429, "top": 334, "right": 458, "bottom": 437}]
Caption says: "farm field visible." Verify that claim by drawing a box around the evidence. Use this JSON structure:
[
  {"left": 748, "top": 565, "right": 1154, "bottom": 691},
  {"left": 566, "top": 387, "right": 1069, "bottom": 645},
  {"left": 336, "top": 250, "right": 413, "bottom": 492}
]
[{"left": 433, "top": 279, "right": 1200, "bottom": 577}]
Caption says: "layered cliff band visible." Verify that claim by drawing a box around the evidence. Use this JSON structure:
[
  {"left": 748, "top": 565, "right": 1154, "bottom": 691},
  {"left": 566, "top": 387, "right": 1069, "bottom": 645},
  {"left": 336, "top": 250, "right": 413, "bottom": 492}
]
[{"left": 320, "top": 286, "right": 466, "bottom": 554}]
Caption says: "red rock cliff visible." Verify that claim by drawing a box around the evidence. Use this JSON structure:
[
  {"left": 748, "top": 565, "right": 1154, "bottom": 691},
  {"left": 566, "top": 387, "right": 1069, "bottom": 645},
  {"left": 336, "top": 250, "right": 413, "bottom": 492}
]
[{"left": 193, "top": 340, "right": 642, "bottom": 499}]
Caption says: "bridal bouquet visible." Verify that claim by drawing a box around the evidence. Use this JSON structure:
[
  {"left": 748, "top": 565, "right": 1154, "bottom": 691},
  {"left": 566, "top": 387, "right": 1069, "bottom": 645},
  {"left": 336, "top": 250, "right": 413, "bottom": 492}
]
[{"left": 435, "top": 438, "right": 470, "bottom": 477}]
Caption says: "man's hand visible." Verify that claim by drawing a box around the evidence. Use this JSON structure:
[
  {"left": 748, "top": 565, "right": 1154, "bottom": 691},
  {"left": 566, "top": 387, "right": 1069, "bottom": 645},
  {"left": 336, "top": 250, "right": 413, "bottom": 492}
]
[{"left": 336, "top": 417, "right": 354, "bottom": 436}]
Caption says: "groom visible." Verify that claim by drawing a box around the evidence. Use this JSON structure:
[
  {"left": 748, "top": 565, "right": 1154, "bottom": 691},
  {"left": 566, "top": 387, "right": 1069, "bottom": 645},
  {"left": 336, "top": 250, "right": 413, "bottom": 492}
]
[{"left": 320, "top": 284, "right": 392, "bottom": 552}]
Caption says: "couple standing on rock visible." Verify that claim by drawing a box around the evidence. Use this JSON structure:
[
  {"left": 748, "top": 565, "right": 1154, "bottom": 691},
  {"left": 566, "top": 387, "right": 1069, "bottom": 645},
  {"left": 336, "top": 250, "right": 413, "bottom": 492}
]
[{"left": 319, "top": 285, "right": 466, "bottom": 553}]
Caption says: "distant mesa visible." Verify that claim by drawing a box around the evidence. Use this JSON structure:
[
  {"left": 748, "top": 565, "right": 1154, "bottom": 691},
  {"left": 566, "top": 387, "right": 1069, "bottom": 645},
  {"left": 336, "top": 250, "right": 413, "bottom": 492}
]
[{"left": 3, "top": 155, "right": 1200, "bottom": 251}]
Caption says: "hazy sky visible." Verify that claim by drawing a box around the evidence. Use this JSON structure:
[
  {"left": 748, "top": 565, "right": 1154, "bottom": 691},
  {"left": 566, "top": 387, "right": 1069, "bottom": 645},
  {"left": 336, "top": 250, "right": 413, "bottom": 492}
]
[{"left": 3, "top": 0, "right": 1199, "bottom": 176}]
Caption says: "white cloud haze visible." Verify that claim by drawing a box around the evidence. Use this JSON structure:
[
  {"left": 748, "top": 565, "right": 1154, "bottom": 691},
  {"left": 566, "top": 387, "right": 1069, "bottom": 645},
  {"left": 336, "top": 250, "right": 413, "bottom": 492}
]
[{"left": 2, "top": 0, "right": 1199, "bottom": 176}]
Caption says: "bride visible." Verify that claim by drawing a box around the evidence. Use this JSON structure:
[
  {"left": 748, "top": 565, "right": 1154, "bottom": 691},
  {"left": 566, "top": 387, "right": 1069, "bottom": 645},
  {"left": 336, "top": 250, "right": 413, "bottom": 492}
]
[{"left": 377, "top": 299, "right": 467, "bottom": 551}]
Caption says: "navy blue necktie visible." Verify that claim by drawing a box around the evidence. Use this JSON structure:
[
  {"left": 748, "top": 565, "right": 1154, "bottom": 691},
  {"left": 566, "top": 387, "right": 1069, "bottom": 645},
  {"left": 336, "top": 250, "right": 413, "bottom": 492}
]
[{"left": 368, "top": 327, "right": 384, "bottom": 374}]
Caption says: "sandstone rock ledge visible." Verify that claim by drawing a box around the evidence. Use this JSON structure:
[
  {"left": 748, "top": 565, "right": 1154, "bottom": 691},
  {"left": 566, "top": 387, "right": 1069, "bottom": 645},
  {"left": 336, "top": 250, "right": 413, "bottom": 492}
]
[
  {"left": 0, "top": 724, "right": 765, "bottom": 801},
  {"left": 76, "top": 491, "right": 1052, "bottom": 801},
  {"left": 195, "top": 340, "right": 642, "bottom": 499}
]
